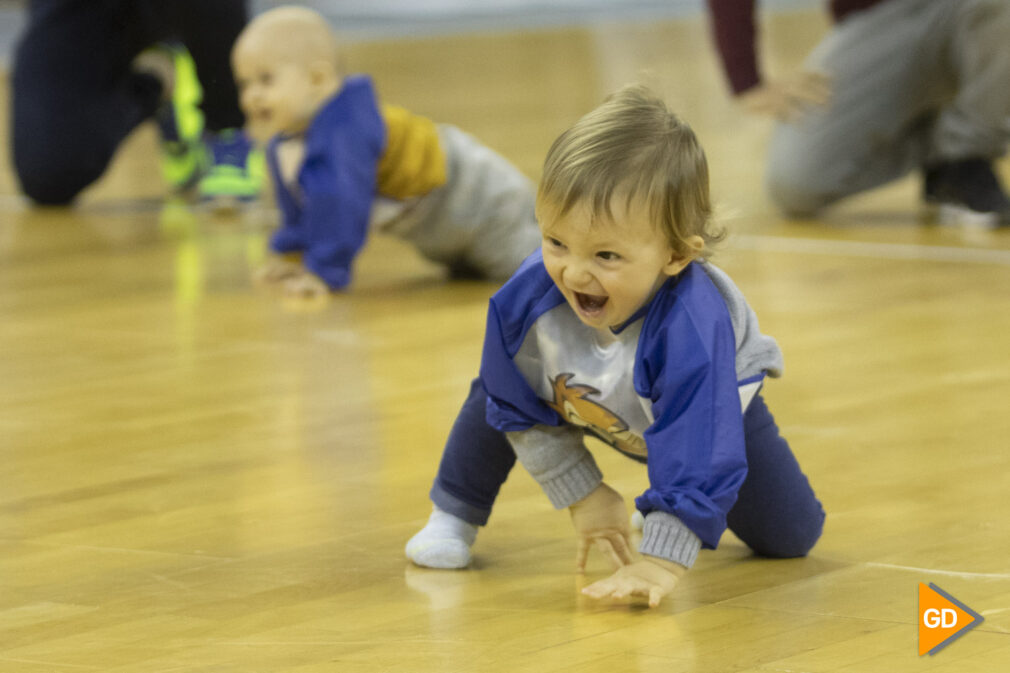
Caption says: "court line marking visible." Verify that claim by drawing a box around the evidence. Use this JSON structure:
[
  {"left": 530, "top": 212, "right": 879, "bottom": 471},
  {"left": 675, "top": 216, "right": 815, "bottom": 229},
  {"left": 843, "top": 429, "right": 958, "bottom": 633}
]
[
  {"left": 733, "top": 234, "right": 1010, "bottom": 266},
  {"left": 865, "top": 562, "right": 1010, "bottom": 580}
]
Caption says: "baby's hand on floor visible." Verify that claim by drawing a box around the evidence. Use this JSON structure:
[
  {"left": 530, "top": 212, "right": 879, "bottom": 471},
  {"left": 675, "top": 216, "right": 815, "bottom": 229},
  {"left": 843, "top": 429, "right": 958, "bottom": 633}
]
[
  {"left": 254, "top": 256, "right": 304, "bottom": 286},
  {"left": 281, "top": 270, "right": 330, "bottom": 298},
  {"left": 569, "top": 482, "right": 633, "bottom": 572},
  {"left": 581, "top": 557, "right": 687, "bottom": 608}
]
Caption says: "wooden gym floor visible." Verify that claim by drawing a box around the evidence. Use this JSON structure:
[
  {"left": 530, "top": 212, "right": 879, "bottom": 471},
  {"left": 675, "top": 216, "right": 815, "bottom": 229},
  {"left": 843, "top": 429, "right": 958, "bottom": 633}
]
[{"left": 1, "top": 9, "right": 1009, "bottom": 672}]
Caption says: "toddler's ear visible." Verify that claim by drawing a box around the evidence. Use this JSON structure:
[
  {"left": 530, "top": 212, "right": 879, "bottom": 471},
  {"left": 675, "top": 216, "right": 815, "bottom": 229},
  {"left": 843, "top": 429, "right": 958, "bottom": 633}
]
[
  {"left": 663, "top": 235, "right": 704, "bottom": 276},
  {"left": 308, "top": 59, "right": 340, "bottom": 88}
]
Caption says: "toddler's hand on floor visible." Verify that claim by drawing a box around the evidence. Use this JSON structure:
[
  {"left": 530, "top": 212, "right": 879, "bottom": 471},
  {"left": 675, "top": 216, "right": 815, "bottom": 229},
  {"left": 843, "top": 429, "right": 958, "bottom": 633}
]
[
  {"left": 254, "top": 255, "right": 305, "bottom": 286},
  {"left": 281, "top": 270, "right": 330, "bottom": 298},
  {"left": 581, "top": 557, "right": 687, "bottom": 608},
  {"left": 569, "top": 482, "right": 633, "bottom": 572}
]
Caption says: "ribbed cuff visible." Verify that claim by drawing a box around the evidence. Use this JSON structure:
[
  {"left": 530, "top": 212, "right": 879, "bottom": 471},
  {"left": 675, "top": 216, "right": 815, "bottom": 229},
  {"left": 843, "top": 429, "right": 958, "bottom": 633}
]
[
  {"left": 638, "top": 511, "right": 702, "bottom": 568},
  {"left": 540, "top": 452, "right": 603, "bottom": 509}
]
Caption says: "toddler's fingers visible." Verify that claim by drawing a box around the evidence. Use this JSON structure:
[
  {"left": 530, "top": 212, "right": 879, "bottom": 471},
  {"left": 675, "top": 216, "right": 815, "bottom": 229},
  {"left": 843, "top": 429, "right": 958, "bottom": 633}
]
[
  {"left": 611, "top": 582, "right": 634, "bottom": 600},
  {"left": 575, "top": 538, "right": 590, "bottom": 573},
  {"left": 595, "top": 538, "right": 624, "bottom": 570},
  {"left": 648, "top": 586, "right": 665, "bottom": 608},
  {"left": 252, "top": 267, "right": 276, "bottom": 284},
  {"left": 616, "top": 576, "right": 653, "bottom": 600},
  {"left": 282, "top": 278, "right": 305, "bottom": 296},
  {"left": 284, "top": 274, "right": 326, "bottom": 298},
  {"left": 581, "top": 580, "right": 611, "bottom": 599},
  {"left": 257, "top": 261, "right": 298, "bottom": 283},
  {"left": 611, "top": 533, "right": 634, "bottom": 567}
]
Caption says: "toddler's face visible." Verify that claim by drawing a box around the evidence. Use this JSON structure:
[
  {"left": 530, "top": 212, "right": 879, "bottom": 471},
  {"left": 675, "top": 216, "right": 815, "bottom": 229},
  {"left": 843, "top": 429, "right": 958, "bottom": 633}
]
[
  {"left": 233, "top": 46, "right": 321, "bottom": 142},
  {"left": 538, "top": 196, "right": 693, "bottom": 330}
]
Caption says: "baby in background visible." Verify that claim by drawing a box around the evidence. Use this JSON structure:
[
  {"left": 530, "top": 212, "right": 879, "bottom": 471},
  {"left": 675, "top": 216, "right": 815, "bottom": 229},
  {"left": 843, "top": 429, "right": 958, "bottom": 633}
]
[{"left": 231, "top": 7, "right": 541, "bottom": 296}]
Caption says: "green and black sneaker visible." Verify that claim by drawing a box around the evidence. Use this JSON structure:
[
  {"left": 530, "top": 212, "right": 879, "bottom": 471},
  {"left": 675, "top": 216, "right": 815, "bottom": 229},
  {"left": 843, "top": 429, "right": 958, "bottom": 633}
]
[
  {"left": 198, "top": 128, "right": 265, "bottom": 208},
  {"left": 151, "top": 43, "right": 207, "bottom": 193}
]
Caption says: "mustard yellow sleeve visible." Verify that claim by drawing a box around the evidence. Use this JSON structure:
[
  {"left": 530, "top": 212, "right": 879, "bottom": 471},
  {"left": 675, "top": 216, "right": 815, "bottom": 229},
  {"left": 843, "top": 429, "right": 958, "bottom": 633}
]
[{"left": 376, "top": 104, "right": 448, "bottom": 200}]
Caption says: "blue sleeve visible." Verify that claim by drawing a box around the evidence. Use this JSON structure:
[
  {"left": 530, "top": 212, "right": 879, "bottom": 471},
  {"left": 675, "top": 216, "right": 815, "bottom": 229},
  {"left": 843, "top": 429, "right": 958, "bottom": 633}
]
[
  {"left": 633, "top": 303, "right": 748, "bottom": 549},
  {"left": 298, "top": 78, "right": 386, "bottom": 290},
  {"left": 479, "top": 252, "right": 566, "bottom": 431},
  {"left": 299, "top": 148, "right": 378, "bottom": 290},
  {"left": 480, "top": 298, "right": 561, "bottom": 431}
]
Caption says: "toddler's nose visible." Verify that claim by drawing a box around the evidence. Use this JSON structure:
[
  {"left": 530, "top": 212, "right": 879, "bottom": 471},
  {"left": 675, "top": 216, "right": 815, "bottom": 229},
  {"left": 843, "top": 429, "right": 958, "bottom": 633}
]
[{"left": 563, "top": 263, "right": 593, "bottom": 290}]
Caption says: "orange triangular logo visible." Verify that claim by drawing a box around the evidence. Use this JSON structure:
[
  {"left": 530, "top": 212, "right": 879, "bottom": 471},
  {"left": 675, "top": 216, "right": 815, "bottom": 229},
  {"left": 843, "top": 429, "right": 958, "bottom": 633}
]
[{"left": 918, "top": 583, "right": 984, "bottom": 655}]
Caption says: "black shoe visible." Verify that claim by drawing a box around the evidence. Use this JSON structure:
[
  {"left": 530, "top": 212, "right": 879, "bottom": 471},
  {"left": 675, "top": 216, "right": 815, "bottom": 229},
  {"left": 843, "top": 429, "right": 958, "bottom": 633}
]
[{"left": 923, "top": 158, "right": 1010, "bottom": 227}]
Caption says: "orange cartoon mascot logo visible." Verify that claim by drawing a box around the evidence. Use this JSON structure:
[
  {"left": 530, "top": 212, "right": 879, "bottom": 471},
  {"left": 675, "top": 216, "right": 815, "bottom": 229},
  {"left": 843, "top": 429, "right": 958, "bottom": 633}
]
[{"left": 546, "top": 373, "right": 647, "bottom": 458}]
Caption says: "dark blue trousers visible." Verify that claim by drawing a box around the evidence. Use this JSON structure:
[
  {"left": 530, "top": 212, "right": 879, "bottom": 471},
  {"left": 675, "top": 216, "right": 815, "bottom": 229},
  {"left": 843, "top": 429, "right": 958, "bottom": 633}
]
[
  {"left": 11, "top": 0, "right": 248, "bottom": 204},
  {"left": 430, "top": 378, "right": 824, "bottom": 558}
]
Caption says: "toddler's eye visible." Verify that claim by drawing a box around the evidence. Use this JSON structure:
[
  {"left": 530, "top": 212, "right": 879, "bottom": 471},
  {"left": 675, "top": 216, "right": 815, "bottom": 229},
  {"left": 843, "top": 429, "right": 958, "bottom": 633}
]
[
  {"left": 545, "top": 237, "right": 564, "bottom": 248},
  {"left": 597, "top": 251, "right": 621, "bottom": 261}
]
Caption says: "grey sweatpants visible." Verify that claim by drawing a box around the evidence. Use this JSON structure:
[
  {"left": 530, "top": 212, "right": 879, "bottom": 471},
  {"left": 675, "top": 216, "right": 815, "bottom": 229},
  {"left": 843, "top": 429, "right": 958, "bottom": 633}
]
[
  {"left": 381, "top": 125, "right": 542, "bottom": 280},
  {"left": 767, "top": 0, "right": 1010, "bottom": 215}
]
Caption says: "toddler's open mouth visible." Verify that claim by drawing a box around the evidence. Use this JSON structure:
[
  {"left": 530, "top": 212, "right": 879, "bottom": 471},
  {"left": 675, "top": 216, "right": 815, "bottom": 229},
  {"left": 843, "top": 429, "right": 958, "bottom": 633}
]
[{"left": 574, "top": 291, "right": 608, "bottom": 315}]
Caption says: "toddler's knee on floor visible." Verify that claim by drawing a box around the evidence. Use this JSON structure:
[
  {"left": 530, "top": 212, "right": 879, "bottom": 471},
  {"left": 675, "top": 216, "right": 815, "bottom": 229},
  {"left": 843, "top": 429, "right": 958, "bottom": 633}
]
[{"left": 751, "top": 514, "right": 825, "bottom": 559}]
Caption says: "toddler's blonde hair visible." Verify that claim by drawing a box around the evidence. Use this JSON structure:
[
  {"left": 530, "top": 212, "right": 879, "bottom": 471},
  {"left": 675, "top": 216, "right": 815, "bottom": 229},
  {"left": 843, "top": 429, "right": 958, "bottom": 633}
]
[{"left": 538, "top": 84, "right": 723, "bottom": 259}]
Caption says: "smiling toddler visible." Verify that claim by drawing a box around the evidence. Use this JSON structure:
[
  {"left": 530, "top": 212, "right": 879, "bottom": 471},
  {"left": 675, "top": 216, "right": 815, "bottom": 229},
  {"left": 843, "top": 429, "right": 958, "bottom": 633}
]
[{"left": 406, "top": 85, "right": 824, "bottom": 608}]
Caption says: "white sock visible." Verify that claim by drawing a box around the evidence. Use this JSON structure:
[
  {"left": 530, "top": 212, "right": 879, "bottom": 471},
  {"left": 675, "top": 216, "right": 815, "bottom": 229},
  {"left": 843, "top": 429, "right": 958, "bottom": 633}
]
[{"left": 405, "top": 506, "right": 478, "bottom": 569}]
